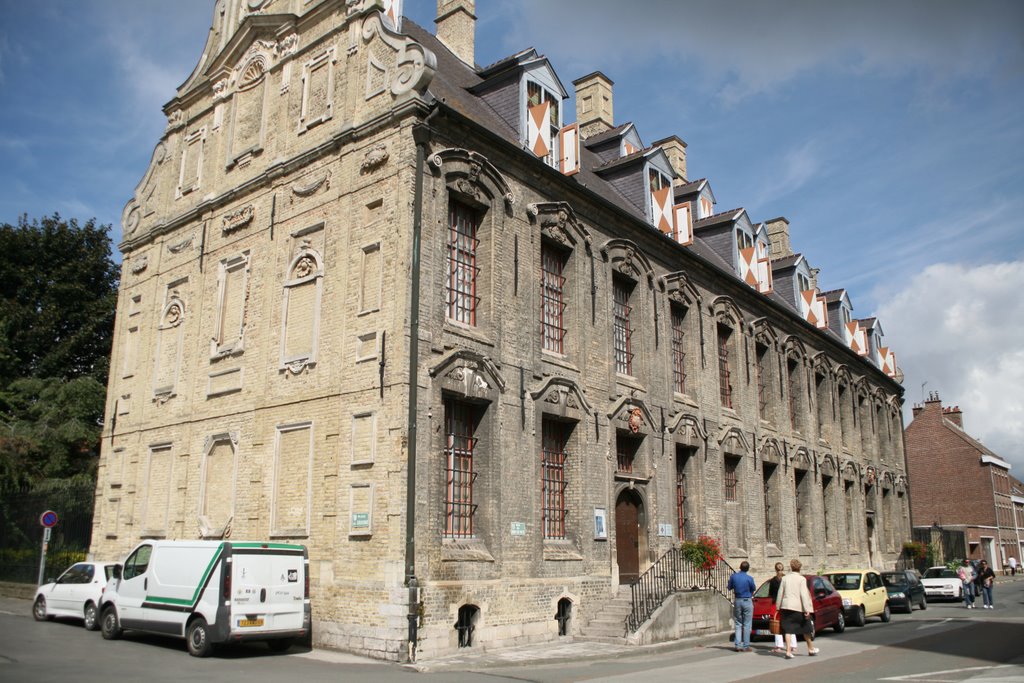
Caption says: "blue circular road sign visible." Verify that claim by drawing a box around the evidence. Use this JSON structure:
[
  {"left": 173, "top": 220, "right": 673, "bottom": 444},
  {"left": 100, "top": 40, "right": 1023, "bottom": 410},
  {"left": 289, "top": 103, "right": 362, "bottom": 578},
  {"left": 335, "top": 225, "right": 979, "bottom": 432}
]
[{"left": 40, "top": 510, "right": 58, "bottom": 528}]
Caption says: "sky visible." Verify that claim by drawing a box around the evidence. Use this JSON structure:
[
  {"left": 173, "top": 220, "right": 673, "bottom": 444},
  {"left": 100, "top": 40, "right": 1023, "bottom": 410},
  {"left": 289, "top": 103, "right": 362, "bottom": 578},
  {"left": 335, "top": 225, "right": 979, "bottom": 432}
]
[{"left": 1, "top": 1, "right": 1022, "bottom": 471}]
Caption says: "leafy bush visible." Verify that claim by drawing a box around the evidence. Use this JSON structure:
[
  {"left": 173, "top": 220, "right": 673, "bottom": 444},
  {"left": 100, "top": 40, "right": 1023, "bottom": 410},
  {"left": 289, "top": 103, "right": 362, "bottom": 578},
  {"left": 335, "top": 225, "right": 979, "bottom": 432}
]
[{"left": 902, "top": 540, "right": 929, "bottom": 561}]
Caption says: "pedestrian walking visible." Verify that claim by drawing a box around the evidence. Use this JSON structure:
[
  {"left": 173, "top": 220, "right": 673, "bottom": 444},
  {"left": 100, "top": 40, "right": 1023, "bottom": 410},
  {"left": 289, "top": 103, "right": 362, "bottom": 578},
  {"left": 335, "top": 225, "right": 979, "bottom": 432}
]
[
  {"left": 727, "top": 560, "right": 757, "bottom": 652},
  {"left": 958, "top": 559, "right": 976, "bottom": 608},
  {"left": 775, "top": 558, "right": 819, "bottom": 659},
  {"left": 767, "top": 562, "right": 797, "bottom": 654},
  {"left": 975, "top": 560, "right": 996, "bottom": 608},
  {"left": 1009, "top": 556, "right": 1018, "bottom": 576}
]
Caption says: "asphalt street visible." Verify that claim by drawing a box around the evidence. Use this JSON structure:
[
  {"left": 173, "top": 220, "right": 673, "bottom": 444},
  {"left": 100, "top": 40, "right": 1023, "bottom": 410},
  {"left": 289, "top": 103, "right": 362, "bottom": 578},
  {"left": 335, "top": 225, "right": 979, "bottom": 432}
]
[{"left": 1, "top": 579, "right": 1022, "bottom": 682}]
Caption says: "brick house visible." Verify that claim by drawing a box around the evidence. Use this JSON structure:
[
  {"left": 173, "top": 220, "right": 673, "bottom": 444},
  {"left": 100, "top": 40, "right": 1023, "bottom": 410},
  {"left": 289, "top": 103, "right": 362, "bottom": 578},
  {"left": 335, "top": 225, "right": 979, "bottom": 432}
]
[
  {"left": 905, "top": 393, "right": 1020, "bottom": 570},
  {"left": 92, "top": 0, "right": 909, "bottom": 660}
]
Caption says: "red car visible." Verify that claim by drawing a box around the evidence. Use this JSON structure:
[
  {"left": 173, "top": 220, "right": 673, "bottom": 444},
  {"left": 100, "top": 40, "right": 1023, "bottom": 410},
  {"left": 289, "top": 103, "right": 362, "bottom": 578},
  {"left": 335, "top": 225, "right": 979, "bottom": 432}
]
[{"left": 752, "top": 574, "right": 846, "bottom": 638}]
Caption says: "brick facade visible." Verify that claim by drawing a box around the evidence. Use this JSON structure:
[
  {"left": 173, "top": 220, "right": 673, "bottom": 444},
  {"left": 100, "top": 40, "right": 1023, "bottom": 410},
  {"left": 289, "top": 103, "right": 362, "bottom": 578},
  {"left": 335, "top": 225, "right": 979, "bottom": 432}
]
[
  {"left": 905, "top": 393, "right": 1022, "bottom": 569},
  {"left": 92, "top": 0, "right": 909, "bottom": 662}
]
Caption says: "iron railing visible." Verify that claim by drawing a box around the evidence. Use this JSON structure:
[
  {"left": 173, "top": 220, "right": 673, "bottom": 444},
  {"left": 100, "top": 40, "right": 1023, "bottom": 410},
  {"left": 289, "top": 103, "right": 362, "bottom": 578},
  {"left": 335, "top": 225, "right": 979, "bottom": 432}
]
[{"left": 626, "top": 548, "right": 735, "bottom": 633}]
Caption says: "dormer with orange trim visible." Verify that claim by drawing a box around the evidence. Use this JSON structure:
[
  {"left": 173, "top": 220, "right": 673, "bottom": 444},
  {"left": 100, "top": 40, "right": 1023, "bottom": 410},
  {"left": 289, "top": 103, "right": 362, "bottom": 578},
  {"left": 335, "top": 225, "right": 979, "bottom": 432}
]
[
  {"left": 823, "top": 289, "right": 868, "bottom": 355},
  {"left": 469, "top": 48, "right": 569, "bottom": 172},
  {"left": 861, "top": 318, "right": 898, "bottom": 378},
  {"left": 670, "top": 178, "right": 715, "bottom": 247},
  {"left": 771, "top": 253, "right": 827, "bottom": 329},
  {"left": 592, "top": 144, "right": 677, "bottom": 234}
]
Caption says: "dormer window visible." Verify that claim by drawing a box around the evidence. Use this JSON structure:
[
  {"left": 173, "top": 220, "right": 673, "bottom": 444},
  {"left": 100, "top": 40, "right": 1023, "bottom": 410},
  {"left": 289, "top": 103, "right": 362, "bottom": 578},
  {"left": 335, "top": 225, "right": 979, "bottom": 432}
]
[
  {"left": 648, "top": 167, "right": 673, "bottom": 233},
  {"left": 797, "top": 273, "right": 810, "bottom": 293},
  {"left": 736, "top": 229, "right": 753, "bottom": 251},
  {"left": 527, "top": 81, "right": 561, "bottom": 168},
  {"left": 699, "top": 195, "right": 714, "bottom": 219}
]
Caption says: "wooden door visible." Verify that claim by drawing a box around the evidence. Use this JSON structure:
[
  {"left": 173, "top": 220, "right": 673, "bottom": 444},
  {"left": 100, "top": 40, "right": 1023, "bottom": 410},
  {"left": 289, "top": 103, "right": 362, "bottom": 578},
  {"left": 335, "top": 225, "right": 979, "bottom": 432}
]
[{"left": 616, "top": 491, "right": 641, "bottom": 584}]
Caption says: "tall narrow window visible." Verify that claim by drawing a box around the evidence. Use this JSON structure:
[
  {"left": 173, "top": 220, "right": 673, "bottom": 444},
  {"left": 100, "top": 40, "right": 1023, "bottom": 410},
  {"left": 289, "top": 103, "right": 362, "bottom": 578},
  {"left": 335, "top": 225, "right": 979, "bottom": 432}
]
[
  {"left": 755, "top": 344, "right": 769, "bottom": 419},
  {"left": 788, "top": 360, "right": 800, "bottom": 431},
  {"left": 795, "top": 469, "right": 810, "bottom": 546},
  {"left": 844, "top": 479, "right": 857, "bottom": 550},
  {"left": 763, "top": 464, "right": 779, "bottom": 545},
  {"left": 541, "top": 418, "right": 570, "bottom": 539},
  {"left": 616, "top": 433, "right": 640, "bottom": 474},
  {"left": 675, "top": 447, "right": 692, "bottom": 540},
  {"left": 838, "top": 384, "right": 851, "bottom": 448},
  {"left": 822, "top": 475, "right": 834, "bottom": 544},
  {"left": 613, "top": 277, "right": 633, "bottom": 375},
  {"left": 446, "top": 201, "right": 480, "bottom": 326},
  {"left": 540, "top": 244, "right": 567, "bottom": 353},
  {"left": 724, "top": 456, "right": 739, "bottom": 502},
  {"left": 717, "top": 324, "right": 733, "bottom": 408},
  {"left": 815, "top": 372, "right": 828, "bottom": 436},
  {"left": 670, "top": 304, "right": 687, "bottom": 394},
  {"left": 444, "top": 398, "right": 478, "bottom": 538}
]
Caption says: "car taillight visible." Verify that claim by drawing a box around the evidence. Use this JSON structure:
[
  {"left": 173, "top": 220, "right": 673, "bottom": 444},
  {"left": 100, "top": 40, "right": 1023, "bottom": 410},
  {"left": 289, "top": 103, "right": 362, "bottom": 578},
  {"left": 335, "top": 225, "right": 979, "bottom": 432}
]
[
  {"left": 223, "top": 559, "right": 232, "bottom": 597},
  {"left": 304, "top": 567, "right": 309, "bottom": 599}
]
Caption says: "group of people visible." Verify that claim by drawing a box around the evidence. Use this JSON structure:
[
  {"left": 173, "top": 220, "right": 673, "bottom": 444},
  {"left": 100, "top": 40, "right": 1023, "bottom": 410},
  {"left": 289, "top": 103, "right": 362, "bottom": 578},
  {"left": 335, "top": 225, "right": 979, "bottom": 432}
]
[
  {"left": 957, "top": 558, "right": 997, "bottom": 609},
  {"left": 727, "top": 559, "right": 818, "bottom": 659}
]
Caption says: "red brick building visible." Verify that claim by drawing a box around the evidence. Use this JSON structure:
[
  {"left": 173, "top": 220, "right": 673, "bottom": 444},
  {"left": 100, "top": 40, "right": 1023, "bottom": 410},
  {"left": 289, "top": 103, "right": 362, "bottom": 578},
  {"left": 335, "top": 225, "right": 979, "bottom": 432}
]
[{"left": 905, "top": 393, "right": 1020, "bottom": 570}]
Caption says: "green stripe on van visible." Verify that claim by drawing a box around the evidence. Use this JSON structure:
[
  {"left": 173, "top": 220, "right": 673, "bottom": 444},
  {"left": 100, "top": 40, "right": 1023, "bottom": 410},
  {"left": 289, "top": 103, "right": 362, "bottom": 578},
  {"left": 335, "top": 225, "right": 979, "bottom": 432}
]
[
  {"left": 145, "top": 542, "right": 225, "bottom": 608},
  {"left": 230, "top": 542, "right": 305, "bottom": 551}
]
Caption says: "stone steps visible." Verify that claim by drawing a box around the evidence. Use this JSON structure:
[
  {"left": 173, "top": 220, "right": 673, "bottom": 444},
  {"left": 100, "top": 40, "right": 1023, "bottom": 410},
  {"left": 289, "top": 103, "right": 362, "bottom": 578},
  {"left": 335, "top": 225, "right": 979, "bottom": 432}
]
[{"left": 576, "top": 591, "right": 635, "bottom": 643}]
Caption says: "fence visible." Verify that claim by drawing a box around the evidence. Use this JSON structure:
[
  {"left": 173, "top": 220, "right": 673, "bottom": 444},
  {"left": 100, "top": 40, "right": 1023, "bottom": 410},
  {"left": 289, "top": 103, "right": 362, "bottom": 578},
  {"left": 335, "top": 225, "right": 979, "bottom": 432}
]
[
  {"left": 0, "top": 482, "right": 96, "bottom": 584},
  {"left": 627, "top": 547, "right": 734, "bottom": 633}
]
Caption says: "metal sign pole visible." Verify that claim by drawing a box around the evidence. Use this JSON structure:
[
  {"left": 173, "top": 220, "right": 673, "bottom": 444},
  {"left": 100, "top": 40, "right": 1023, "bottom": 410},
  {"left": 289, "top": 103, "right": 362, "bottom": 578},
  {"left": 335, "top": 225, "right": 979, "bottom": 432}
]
[{"left": 37, "top": 526, "right": 51, "bottom": 586}]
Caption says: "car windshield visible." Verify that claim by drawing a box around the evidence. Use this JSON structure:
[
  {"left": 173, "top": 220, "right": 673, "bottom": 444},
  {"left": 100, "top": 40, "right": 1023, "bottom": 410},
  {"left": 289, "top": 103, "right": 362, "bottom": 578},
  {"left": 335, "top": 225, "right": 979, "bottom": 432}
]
[
  {"left": 882, "top": 573, "right": 908, "bottom": 588},
  {"left": 923, "top": 568, "right": 957, "bottom": 579},
  {"left": 827, "top": 573, "right": 863, "bottom": 590}
]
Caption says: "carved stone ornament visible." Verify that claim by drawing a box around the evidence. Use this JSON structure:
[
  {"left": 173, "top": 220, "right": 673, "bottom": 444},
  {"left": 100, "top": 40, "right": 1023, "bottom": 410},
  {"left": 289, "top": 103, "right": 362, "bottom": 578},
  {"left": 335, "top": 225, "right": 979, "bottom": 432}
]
[
  {"left": 129, "top": 255, "right": 148, "bottom": 274},
  {"left": 866, "top": 468, "right": 877, "bottom": 486},
  {"left": 293, "top": 255, "right": 317, "bottom": 279},
  {"left": 165, "top": 302, "right": 184, "bottom": 326},
  {"left": 278, "top": 33, "right": 299, "bottom": 57},
  {"left": 446, "top": 367, "right": 465, "bottom": 382},
  {"left": 167, "top": 234, "right": 194, "bottom": 254},
  {"left": 361, "top": 12, "right": 436, "bottom": 97},
  {"left": 291, "top": 171, "right": 331, "bottom": 198},
  {"left": 618, "top": 248, "right": 638, "bottom": 277},
  {"left": 222, "top": 205, "right": 255, "bottom": 234},
  {"left": 545, "top": 392, "right": 562, "bottom": 405},
  {"left": 213, "top": 78, "right": 229, "bottom": 100},
  {"left": 566, "top": 394, "right": 579, "bottom": 409},
  {"left": 166, "top": 109, "right": 184, "bottom": 131},
  {"left": 455, "top": 178, "right": 480, "bottom": 201},
  {"left": 628, "top": 407, "right": 643, "bottom": 434},
  {"left": 346, "top": 0, "right": 364, "bottom": 16},
  {"left": 285, "top": 358, "right": 313, "bottom": 375},
  {"left": 360, "top": 143, "right": 389, "bottom": 173}
]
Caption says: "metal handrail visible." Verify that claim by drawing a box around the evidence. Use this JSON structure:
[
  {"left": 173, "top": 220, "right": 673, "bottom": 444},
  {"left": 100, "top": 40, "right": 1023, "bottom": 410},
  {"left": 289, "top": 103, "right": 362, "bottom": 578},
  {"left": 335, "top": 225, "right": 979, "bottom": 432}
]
[{"left": 625, "top": 548, "right": 736, "bottom": 633}]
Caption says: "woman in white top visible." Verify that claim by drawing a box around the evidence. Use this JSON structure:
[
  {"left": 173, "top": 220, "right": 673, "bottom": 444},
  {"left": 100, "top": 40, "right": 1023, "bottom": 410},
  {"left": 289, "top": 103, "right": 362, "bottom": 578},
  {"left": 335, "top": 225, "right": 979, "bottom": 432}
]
[{"left": 775, "top": 558, "right": 819, "bottom": 659}]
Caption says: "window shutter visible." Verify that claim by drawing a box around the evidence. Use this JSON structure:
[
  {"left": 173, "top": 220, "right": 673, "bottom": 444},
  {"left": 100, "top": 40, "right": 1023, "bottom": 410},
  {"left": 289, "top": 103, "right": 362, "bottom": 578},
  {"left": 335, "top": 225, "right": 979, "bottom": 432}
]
[
  {"left": 673, "top": 203, "right": 693, "bottom": 245},
  {"left": 382, "top": 0, "right": 402, "bottom": 31},
  {"left": 652, "top": 186, "right": 674, "bottom": 234},
  {"left": 801, "top": 289, "right": 828, "bottom": 329},
  {"left": 755, "top": 239, "right": 772, "bottom": 293},
  {"left": 739, "top": 247, "right": 757, "bottom": 287},
  {"left": 847, "top": 321, "right": 868, "bottom": 356},
  {"left": 528, "top": 101, "right": 551, "bottom": 158},
  {"left": 559, "top": 123, "right": 580, "bottom": 175},
  {"left": 880, "top": 348, "right": 897, "bottom": 377},
  {"left": 623, "top": 141, "right": 637, "bottom": 156}
]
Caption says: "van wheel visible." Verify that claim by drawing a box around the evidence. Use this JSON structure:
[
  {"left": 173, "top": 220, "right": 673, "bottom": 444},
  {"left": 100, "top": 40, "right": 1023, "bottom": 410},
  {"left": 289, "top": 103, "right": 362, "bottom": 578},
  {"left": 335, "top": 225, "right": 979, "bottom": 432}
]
[
  {"left": 33, "top": 596, "right": 51, "bottom": 622},
  {"left": 83, "top": 602, "right": 100, "bottom": 631},
  {"left": 833, "top": 611, "right": 846, "bottom": 633},
  {"left": 881, "top": 604, "right": 892, "bottom": 623},
  {"left": 101, "top": 607, "right": 122, "bottom": 640},
  {"left": 853, "top": 606, "right": 866, "bottom": 627},
  {"left": 186, "top": 618, "right": 213, "bottom": 657},
  {"left": 266, "top": 638, "right": 293, "bottom": 653}
]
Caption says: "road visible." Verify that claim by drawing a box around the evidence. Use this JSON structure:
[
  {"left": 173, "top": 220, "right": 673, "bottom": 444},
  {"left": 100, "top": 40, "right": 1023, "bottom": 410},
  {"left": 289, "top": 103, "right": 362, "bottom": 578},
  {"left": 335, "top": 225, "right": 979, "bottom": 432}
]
[{"left": 1, "top": 581, "right": 1022, "bottom": 682}]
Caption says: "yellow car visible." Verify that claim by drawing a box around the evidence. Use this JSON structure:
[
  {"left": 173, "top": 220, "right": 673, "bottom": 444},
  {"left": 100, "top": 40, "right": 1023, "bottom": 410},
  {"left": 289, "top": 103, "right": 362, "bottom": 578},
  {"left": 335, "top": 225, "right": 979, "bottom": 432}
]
[{"left": 823, "top": 569, "right": 892, "bottom": 627}]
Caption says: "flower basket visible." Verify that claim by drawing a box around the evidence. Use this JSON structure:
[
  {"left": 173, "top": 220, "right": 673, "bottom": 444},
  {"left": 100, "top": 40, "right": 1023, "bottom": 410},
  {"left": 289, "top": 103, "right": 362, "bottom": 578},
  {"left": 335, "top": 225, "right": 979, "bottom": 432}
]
[{"left": 681, "top": 535, "right": 724, "bottom": 588}]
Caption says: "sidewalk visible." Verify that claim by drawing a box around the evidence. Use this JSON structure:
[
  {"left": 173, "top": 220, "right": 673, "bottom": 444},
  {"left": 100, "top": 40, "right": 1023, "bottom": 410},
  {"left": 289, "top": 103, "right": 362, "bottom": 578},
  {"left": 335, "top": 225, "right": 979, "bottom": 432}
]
[{"left": 405, "top": 628, "right": 731, "bottom": 673}]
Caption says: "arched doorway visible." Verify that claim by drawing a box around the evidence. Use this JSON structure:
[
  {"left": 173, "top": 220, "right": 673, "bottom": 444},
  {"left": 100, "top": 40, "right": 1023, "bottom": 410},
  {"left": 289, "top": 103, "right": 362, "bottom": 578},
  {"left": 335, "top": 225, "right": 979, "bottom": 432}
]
[{"left": 615, "top": 488, "right": 645, "bottom": 584}]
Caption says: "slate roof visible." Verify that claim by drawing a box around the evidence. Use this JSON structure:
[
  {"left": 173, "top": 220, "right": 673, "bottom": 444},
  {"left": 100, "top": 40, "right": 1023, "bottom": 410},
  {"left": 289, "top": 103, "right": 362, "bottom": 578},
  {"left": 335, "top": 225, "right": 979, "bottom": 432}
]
[
  {"left": 694, "top": 208, "right": 744, "bottom": 229},
  {"left": 583, "top": 123, "right": 635, "bottom": 147},
  {"left": 771, "top": 254, "right": 803, "bottom": 270}
]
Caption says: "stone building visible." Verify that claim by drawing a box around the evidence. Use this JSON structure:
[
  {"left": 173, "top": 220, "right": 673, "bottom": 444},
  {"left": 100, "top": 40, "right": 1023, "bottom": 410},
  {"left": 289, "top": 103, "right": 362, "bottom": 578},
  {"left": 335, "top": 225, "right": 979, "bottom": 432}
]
[
  {"left": 905, "top": 393, "right": 1021, "bottom": 570},
  {"left": 92, "top": 0, "right": 909, "bottom": 661}
]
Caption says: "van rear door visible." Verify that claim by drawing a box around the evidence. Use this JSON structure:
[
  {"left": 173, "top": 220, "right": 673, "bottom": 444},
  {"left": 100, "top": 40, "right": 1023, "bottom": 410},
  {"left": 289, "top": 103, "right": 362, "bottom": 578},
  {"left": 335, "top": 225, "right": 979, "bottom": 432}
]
[{"left": 227, "top": 544, "right": 306, "bottom": 636}]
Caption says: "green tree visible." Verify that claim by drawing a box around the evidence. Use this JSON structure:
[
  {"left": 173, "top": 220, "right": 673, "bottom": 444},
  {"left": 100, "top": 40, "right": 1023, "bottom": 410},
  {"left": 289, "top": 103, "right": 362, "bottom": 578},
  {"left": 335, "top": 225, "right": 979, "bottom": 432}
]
[
  {"left": 0, "top": 214, "right": 118, "bottom": 492},
  {"left": 0, "top": 214, "right": 119, "bottom": 386}
]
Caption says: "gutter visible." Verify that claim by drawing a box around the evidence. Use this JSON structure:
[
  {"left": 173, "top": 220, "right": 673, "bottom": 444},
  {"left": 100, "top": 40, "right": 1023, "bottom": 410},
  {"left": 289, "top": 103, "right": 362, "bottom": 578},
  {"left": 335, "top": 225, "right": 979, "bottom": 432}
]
[{"left": 405, "top": 103, "right": 440, "bottom": 663}]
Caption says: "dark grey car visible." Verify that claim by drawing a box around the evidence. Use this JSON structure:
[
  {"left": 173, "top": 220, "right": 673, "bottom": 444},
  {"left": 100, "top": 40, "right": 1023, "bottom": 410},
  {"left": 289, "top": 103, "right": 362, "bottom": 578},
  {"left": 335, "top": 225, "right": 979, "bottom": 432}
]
[{"left": 882, "top": 570, "right": 927, "bottom": 613}]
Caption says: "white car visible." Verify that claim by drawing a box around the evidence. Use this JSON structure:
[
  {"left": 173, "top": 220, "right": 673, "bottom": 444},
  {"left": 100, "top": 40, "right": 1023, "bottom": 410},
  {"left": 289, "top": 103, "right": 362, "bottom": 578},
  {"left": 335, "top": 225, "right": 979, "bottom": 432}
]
[
  {"left": 921, "top": 566, "right": 962, "bottom": 601},
  {"left": 33, "top": 561, "right": 117, "bottom": 630}
]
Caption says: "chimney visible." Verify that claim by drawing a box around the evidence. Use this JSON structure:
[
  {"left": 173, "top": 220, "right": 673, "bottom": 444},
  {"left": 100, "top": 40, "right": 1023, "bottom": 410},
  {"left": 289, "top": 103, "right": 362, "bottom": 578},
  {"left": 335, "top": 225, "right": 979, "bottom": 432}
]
[
  {"left": 809, "top": 267, "right": 820, "bottom": 291},
  {"left": 944, "top": 405, "right": 964, "bottom": 429},
  {"left": 436, "top": 0, "right": 476, "bottom": 67},
  {"left": 765, "top": 217, "right": 793, "bottom": 259},
  {"left": 573, "top": 71, "right": 614, "bottom": 139},
  {"left": 912, "top": 403, "right": 923, "bottom": 419},
  {"left": 653, "top": 136, "right": 687, "bottom": 184}
]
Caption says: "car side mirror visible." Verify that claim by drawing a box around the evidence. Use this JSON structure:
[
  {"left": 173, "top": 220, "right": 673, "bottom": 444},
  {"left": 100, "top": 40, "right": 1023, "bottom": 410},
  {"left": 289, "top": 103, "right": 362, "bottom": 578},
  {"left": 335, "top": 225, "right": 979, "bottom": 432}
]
[{"left": 112, "top": 564, "right": 122, "bottom": 580}]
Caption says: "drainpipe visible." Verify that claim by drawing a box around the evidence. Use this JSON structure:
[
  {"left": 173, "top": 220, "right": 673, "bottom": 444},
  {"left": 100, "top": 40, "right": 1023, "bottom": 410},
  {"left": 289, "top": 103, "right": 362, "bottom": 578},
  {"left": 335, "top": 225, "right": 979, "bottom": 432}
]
[{"left": 405, "top": 106, "right": 439, "bottom": 662}]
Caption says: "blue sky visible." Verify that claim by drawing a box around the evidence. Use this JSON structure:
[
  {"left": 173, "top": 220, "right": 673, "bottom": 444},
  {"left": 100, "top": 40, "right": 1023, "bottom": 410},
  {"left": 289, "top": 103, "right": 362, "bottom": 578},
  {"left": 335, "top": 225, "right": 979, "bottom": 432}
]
[{"left": 1, "top": 0, "right": 1022, "bottom": 470}]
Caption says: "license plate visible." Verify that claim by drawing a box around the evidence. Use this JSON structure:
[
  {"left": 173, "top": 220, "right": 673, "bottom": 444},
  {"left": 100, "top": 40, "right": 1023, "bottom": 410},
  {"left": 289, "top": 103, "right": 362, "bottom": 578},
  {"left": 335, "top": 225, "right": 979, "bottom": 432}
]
[
  {"left": 238, "top": 618, "right": 264, "bottom": 627},
  {"left": 753, "top": 629, "right": 771, "bottom": 636}
]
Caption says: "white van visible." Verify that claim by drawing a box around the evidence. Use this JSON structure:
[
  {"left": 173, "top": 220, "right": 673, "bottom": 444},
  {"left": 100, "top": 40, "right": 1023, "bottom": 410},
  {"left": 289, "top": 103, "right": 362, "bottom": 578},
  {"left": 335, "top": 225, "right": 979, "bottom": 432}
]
[{"left": 99, "top": 540, "right": 310, "bottom": 657}]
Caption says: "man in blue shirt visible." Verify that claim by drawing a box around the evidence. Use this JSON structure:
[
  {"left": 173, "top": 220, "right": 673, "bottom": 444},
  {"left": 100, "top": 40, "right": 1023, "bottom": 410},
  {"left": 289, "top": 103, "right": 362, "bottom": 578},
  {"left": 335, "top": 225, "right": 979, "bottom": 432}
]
[{"left": 727, "top": 561, "right": 757, "bottom": 651}]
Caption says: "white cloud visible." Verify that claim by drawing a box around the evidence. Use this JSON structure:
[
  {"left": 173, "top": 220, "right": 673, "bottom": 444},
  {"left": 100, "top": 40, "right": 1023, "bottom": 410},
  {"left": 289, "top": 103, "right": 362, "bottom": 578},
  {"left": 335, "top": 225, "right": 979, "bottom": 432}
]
[
  {"left": 752, "top": 139, "right": 824, "bottom": 205},
  {"left": 877, "top": 261, "right": 1024, "bottom": 472}
]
